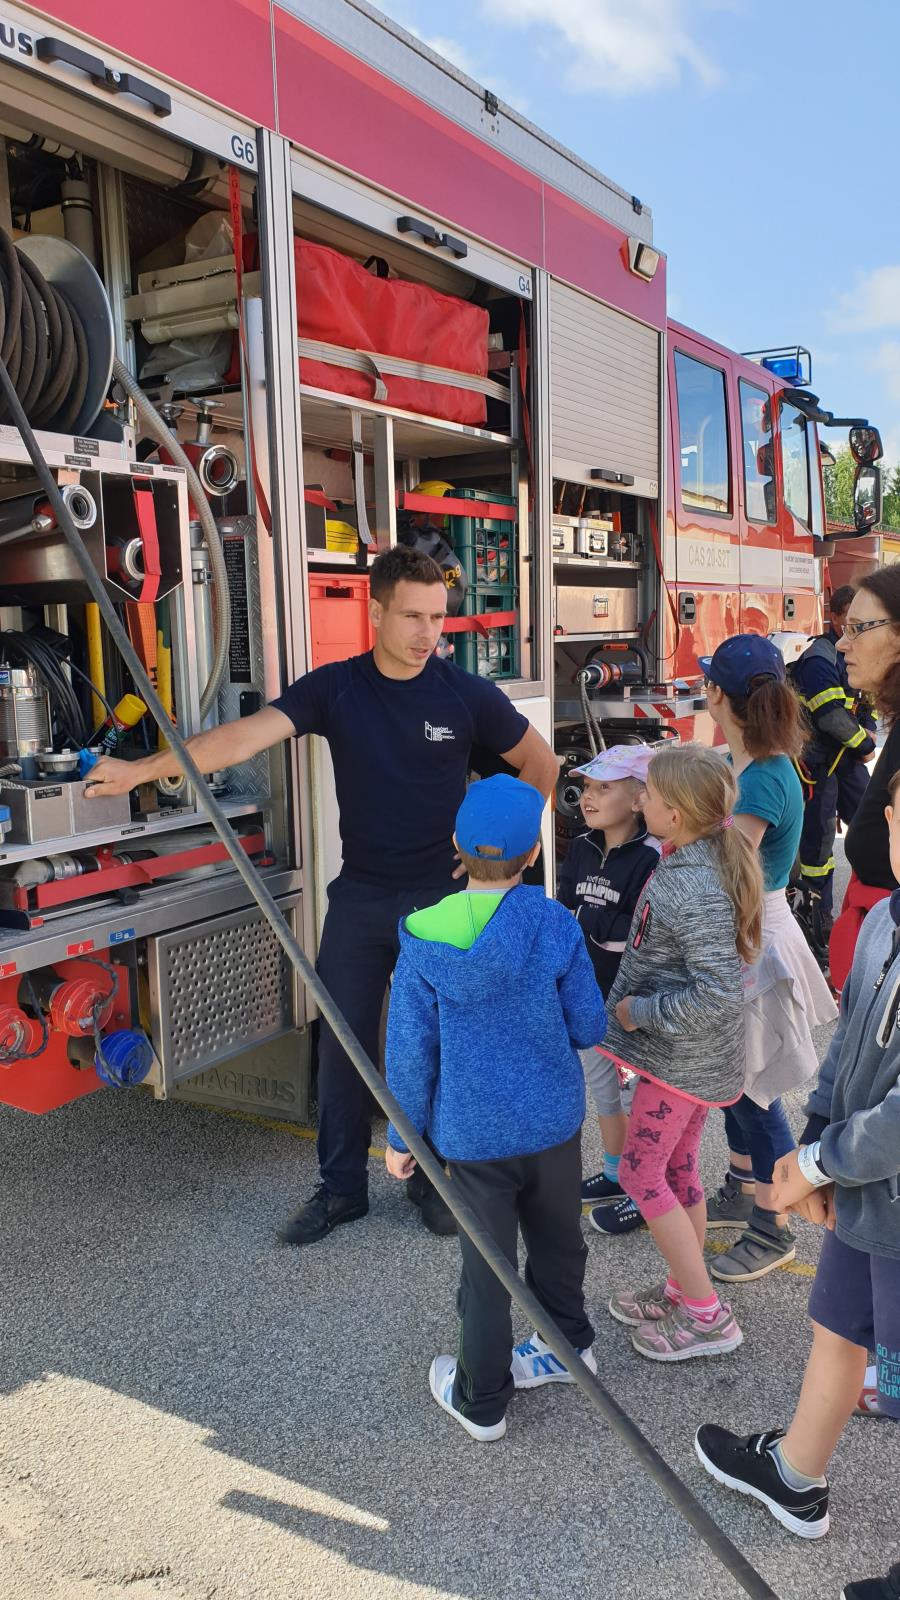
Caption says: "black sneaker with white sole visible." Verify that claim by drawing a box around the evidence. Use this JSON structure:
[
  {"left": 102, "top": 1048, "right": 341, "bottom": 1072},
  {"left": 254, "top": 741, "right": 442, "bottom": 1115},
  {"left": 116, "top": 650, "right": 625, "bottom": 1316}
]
[
  {"left": 843, "top": 1560, "right": 900, "bottom": 1600},
  {"left": 589, "top": 1196, "right": 646, "bottom": 1235},
  {"left": 694, "top": 1424, "right": 829, "bottom": 1539},
  {"left": 581, "top": 1170, "right": 626, "bottom": 1204}
]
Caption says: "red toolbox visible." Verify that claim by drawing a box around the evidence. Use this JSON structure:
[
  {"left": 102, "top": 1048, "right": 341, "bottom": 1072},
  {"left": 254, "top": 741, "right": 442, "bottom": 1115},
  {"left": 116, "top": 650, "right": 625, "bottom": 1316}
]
[{"left": 309, "top": 574, "right": 375, "bottom": 667}]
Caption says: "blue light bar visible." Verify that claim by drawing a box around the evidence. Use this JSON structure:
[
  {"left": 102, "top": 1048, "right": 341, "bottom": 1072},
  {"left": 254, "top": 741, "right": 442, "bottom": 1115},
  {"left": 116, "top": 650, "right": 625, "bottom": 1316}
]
[{"left": 762, "top": 355, "right": 804, "bottom": 381}]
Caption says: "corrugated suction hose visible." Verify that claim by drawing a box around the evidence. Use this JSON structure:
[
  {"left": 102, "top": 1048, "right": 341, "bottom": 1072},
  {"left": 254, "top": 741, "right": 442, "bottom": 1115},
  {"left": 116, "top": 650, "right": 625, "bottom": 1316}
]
[{"left": 112, "top": 358, "right": 230, "bottom": 720}]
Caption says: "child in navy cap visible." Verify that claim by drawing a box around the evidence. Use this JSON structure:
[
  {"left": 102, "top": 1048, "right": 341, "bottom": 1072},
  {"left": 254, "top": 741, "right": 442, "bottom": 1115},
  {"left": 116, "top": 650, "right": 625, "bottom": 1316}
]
[{"left": 384, "top": 774, "right": 607, "bottom": 1441}]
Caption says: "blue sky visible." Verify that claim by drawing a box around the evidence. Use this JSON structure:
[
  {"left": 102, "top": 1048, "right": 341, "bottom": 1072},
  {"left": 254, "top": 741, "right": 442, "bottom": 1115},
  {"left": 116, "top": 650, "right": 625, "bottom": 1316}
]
[{"left": 382, "top": 0, "right": 900, "bottom": 469}]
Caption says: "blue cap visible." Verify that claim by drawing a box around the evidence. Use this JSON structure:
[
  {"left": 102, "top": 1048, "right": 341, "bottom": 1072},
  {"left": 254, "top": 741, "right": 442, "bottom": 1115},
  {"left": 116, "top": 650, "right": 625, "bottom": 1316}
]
[
  {"left": 698, "top": 634, "right": 786, "bottom": 698},
  {"left": 456, "top": 774, "right": 544, "bottom": 862}
]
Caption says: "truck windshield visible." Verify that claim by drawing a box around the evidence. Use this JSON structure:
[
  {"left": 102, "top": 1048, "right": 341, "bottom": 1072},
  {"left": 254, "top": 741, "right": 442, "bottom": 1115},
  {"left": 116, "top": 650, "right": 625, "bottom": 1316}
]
[{"left": 779, "top": 400, "right": 810, "bottom": 527}]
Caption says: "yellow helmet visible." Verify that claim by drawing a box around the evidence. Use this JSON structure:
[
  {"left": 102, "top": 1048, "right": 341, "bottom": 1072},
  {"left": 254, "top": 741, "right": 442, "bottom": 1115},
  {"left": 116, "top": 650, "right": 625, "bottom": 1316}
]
[{"left": 412, "top": 480, "right": 454, "bottom": 497}]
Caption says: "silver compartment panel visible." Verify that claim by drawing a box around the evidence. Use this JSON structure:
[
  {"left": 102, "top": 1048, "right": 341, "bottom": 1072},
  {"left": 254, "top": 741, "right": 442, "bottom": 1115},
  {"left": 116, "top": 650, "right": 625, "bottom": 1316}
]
[{"left": 147, "top": 895, "right": 304, "bottom": 1092}]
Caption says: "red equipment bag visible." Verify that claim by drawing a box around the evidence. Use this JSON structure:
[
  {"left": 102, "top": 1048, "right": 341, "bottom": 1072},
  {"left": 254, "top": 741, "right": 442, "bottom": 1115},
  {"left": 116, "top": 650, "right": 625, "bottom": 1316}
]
[{"left": 293, "top": 239, "right": 490, "bottom": 426}]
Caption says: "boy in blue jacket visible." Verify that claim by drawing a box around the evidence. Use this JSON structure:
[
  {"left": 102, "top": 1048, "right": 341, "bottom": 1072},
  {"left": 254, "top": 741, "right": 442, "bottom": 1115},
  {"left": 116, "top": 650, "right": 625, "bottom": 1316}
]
[
  {"left": 384, "top": 774, "right": 607, "bottom": 1442},
  {"left": 695, "top": 766, "right": 900, "bottom": 1557}
]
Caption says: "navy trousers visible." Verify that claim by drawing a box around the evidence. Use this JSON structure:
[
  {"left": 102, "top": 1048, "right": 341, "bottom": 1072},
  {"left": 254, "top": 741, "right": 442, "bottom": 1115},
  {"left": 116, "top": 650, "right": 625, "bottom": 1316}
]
[
  {"left": 315, "top": 873, "right": 453, "bottom": 1196},
  {"left": 799, "top": 759, "right": 869, "bottom": 914}
]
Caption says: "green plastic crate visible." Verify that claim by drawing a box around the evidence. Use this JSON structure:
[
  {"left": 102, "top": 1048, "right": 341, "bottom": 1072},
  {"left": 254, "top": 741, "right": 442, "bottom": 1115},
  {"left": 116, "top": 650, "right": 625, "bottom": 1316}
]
[
  {"left": 452, "top": 585, "right": 519, "bottom": 681},
  {"left": 448, "top": 488, "right": 517, "bottom": 589}
]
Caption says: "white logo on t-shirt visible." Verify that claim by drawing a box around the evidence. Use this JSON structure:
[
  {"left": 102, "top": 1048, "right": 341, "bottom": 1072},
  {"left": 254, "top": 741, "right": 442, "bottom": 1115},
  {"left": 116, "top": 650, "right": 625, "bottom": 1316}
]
[{"left": 425, "top": 721, "right": 456, "bottom": 742}]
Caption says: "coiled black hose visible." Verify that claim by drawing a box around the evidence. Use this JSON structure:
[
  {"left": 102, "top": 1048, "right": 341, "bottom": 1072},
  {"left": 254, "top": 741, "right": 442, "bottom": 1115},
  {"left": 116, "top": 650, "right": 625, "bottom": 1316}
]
[{"left": 0, "top": 225, "right": 90, "bottom": 431}]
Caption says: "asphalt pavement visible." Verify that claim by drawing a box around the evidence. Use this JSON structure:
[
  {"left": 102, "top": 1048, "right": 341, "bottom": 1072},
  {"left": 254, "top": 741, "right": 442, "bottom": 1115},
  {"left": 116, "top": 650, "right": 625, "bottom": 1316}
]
[{"left": 1, "top": 849, "right": 898, "bottom": 1600}]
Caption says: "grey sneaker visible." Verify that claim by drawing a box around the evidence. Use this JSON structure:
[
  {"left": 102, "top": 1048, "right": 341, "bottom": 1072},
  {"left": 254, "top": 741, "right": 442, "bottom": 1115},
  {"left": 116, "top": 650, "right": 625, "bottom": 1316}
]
[
  {"left": 706, "top": 1175, "right": 755, "bottom": 1229},
  {"left": 632, "top": 1301, "right": 743, "bottom": 1361},
  {"left": 709, "top": 1223, "right": 796, "bottom": 1282},
  {"left": 608, "top": 1283, "right": 674, "bottom": 1327}
]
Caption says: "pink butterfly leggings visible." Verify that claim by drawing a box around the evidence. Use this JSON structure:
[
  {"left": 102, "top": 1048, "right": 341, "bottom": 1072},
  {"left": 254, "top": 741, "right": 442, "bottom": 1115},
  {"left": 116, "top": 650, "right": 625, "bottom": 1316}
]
[{"left": 619, "top": 1079, "right": 709, "bottom": 1220}]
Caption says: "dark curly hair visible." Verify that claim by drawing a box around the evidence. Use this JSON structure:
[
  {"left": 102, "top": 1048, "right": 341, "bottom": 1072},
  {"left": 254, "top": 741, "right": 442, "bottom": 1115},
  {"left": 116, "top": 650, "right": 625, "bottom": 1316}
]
[
  {"left": 369, "top": 544, "right": 445, "bottom": 603},
  {"left": 853, "top": 568, "right": 900, "bottom": 724}
]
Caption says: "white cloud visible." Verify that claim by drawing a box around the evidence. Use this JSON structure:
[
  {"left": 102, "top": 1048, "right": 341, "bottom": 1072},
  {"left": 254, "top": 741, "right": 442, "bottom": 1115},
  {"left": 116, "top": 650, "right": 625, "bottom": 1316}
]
[
  {"left": 873, "top": 340, "right": 900, "bottom": 404},
  {"left": 479, "top": 0, "right": 721, "bottom": 94},
  {"left": 829, "top": 266, "right": 900, "bottom": 333}
]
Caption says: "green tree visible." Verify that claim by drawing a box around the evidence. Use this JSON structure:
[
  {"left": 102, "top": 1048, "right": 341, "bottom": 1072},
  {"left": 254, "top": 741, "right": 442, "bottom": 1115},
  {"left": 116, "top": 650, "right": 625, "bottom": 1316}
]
[
  {"left": 823, "top": 448, "right": 856, "bottom": 526},
  {"left": 882, "top": 465, "right": 900, "bottom": 533}
]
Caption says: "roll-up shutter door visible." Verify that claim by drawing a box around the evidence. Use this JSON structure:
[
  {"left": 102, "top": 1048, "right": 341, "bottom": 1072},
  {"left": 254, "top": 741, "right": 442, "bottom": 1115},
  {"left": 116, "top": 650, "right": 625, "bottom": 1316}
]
[{"left": 549, "top": 280, "right": 660, "bottom": 496}]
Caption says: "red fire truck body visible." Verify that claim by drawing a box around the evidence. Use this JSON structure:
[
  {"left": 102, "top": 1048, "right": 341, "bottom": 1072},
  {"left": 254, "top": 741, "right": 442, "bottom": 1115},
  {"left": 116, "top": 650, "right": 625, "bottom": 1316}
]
[{"left": 0, "top": 0, "right": 877, "bottom": 1114}]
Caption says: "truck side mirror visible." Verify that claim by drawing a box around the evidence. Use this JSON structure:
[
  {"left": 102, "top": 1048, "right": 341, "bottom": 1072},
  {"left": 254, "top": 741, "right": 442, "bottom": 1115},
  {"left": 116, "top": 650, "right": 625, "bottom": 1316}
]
[
  {"left": 854, "top": 463, "right": 882, "bottom": 532},
  {"left": 849, "top": 426, "right": 883, "bottom": 465}
]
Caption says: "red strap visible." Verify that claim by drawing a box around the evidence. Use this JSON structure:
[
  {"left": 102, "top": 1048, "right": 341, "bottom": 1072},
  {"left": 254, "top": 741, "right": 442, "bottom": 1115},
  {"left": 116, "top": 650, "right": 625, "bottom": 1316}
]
[
  {"left": 441, "top": 610, "right": 517, "bottom": 635},
  {"left": 305, "top": 488, "right": 338, "bottom": 512},
  {"left": 125, "top": 603, "right": 159, "bottom": 689},
  {"left": 132, "top": 478, "right": 161, "bottom": 604},
  {"left": 229, "top": 167, "right": 273, "bottom": 536},
  {"left": 398, "top": 492, "right": 516, "bottom": 521}
]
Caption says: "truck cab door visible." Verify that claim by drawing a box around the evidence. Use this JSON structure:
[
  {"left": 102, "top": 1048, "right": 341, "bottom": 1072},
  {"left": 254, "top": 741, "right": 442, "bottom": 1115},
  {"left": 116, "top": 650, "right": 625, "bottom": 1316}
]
[{"left": 668, "top": 333, "right": 740, "bottom": 678}]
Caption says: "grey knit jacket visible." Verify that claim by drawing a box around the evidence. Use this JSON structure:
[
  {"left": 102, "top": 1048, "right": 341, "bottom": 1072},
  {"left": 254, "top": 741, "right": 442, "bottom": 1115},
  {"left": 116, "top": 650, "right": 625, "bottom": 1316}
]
[{"left": 603, "top": 837, "right": 746, "bottom": 1105}]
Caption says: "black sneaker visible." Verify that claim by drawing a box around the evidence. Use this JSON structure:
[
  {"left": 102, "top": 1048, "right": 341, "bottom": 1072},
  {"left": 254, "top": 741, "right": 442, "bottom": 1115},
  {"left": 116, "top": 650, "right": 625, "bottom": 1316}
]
[
  {"left": 694, "top": 1424, "right": 829, "bottom": 1539},
  {"left": 406, "top": 1169, "right": 457, "bottom": 1236},
  {"left": 582, "top": 1170, "right": 626, "bottom": 1204},
  {"left": 589, "top": 1197, "right": 645, "bottom": 1235},
  {"left": 277, "top": 1185, "right": 369, "bottom": 1246},
  {"left": 843, "top": 1561, "right": 900, "bottom": 1600}
]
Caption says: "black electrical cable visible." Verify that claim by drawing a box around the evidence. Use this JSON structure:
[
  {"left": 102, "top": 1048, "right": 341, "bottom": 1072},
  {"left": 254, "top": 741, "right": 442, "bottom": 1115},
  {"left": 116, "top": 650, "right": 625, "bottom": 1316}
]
[
  {"left": 65, "top": 659, "right": 120, "bottom": 741},
  {"left": 0, "top": 350, "right": 782, "bottom": 1600},
  {"left": 0, "top": 628, "right": 88, "bottom": 749}
]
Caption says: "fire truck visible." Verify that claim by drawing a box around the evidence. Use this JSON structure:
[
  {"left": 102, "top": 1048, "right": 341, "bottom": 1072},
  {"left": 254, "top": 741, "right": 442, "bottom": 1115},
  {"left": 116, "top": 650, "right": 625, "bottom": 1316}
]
[{"left": 0, "top": 0, "right": 882, "bottom": 1119}]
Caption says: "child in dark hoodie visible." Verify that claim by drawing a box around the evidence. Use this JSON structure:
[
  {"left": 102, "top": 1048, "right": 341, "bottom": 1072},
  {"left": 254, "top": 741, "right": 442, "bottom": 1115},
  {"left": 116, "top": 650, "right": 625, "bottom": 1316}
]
[
  {"left": 557, "top": 742, "right": 660, "bottom": 1235},
  {"left": 695, "top": 765, "right": 900, "bottom": 1552},
  {"left": 384, "top": 774, "right": 606, "bottom": 1442}
]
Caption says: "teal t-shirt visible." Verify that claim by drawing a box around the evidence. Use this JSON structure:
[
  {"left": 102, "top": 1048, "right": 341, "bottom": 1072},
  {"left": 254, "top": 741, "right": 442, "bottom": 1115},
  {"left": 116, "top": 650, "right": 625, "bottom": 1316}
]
[{"left": 735, "top": 755, "right": 803, "bottom": 890}]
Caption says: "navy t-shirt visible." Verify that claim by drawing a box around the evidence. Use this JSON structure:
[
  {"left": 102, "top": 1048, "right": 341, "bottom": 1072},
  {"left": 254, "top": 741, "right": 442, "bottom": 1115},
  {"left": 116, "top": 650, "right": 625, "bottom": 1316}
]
[{"left": 272, "top": 652, "right": 530, "bottom": 888}]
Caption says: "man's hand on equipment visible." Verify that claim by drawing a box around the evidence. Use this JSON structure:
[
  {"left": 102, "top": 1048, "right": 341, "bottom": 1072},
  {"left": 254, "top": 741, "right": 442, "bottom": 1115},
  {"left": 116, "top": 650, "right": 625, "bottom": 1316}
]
[
  {"left": 385, "top": 1146, "right": 416, "bottom": 1180},
  {"left": 85, "top": 754, "right": 158, "bottom": 797}
]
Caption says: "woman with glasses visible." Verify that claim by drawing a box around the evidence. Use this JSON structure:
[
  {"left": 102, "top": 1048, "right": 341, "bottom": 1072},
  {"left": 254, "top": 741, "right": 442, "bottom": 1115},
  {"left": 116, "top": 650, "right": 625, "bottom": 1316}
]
[
  {"left": 827, "top": 569, "right": 900, "bottom": 993},
  {"left": 700, "top": 636, "right": 837, "bottom": 1284}
]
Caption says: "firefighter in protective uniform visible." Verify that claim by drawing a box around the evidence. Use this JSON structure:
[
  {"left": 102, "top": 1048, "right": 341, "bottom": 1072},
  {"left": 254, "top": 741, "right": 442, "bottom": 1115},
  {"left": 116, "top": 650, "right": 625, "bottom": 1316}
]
[{"left": 792, "top": 586, "right": 876, "bottom": 961}]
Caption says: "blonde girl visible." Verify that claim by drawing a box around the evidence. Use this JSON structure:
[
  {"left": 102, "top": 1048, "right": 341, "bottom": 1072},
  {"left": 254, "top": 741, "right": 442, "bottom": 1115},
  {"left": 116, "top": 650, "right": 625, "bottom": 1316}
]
[{"left": 600, "top": 745, "right": 764, "bottom": 1362}]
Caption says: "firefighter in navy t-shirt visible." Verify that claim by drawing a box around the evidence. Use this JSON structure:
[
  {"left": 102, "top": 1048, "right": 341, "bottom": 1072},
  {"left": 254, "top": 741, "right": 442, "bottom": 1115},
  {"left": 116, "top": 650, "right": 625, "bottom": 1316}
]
[{"left": 86, "top": 546, "right": 558, "bottom": 1246}]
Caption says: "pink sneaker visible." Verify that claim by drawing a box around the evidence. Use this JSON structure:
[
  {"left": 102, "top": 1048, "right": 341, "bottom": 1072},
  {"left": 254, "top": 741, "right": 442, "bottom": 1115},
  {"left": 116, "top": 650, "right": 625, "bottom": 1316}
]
[
  {"left": 632, "top": 1301, "right": 743, "bottom": 1361},
  {"left": 608, "top": 1283, "right": 675, "bottom": 1328}
]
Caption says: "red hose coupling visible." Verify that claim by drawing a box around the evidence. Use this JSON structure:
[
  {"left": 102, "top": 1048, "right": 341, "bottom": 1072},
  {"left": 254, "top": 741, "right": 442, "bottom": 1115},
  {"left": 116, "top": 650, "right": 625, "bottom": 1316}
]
[
  {"left": 48, "top": 978, "right": 114, "bottom": 1037},
  {"left": 0, "top": 1004, "right": 42, "bottom": 1063}
]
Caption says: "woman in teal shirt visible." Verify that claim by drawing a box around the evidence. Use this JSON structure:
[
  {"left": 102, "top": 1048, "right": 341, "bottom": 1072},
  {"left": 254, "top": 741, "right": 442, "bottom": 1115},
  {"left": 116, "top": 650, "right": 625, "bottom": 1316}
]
[{"left": 700, "top": 635, "right": 837, "bottom": 1282}]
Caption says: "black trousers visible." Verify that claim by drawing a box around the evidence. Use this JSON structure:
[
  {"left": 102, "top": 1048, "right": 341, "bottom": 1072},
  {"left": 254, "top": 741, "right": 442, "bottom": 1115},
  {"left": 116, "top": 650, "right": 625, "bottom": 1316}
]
[
  {"left": 799, "top": 760, "right": 868, "bottom": 914},
  {"left": 449, "top": 1132, "right": 593, "bottom": 1427},
  {"left": 315, "top": 873, "right": 452, "bottom": 1197}
]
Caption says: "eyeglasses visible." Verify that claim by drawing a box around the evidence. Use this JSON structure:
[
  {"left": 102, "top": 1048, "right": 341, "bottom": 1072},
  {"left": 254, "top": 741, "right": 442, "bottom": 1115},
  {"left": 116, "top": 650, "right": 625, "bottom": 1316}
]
[{"left": 842, "top": 618, "right": 896, "bottom": 641}]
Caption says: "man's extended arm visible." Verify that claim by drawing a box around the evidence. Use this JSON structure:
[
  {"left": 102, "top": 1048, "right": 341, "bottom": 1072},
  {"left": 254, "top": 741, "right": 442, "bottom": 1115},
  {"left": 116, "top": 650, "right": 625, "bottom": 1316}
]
[
  {"left": 501, "top": 723, "right": 560, "bottom": 799},
  {"left": 84, "top": 706, "right": 296, "bottom": 797}
]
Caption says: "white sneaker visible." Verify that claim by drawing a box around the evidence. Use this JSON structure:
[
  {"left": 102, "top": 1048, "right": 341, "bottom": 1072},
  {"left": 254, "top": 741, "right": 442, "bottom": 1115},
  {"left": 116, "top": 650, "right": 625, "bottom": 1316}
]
[
  {"left": 510, "top": 1331, "right": 598, "bottom": 1389},
  {"left": 428, "top": 1355, "right": 507, "bottom": 1441}
]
